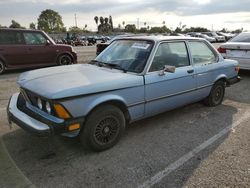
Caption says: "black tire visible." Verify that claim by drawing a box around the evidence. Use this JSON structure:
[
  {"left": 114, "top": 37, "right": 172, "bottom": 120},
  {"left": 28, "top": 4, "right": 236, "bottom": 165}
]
[
  {"left": 0, "top": 60, "right": 5, "bottom": 75},
  {"left": 57, "top": 54, "right": 73, "bottom": 65},
  {"left": 80, "top": 105, "right": 125, "bottom": 151},
  {"left": 204, "top": 80, "right": 225, "bottom": 107}
]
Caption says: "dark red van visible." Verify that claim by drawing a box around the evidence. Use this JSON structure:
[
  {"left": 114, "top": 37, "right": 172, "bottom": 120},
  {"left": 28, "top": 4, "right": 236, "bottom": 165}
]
[{"left": 0, "top": 28, "right": 77, "bottom": 74}]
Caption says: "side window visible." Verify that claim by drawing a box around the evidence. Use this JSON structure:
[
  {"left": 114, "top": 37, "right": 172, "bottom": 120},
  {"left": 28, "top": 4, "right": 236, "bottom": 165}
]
[
  {"left": 149, "top": 42, "right": 190, "bottom": 72},
  {"left": 23, "top": 32, "right": 47, "bottom": 45},
  {"left": 0, "top": 31, "right": 24, "bottom": 45},
  {"left": 189, "top": 41, "right": 216, "bottom": 64}
]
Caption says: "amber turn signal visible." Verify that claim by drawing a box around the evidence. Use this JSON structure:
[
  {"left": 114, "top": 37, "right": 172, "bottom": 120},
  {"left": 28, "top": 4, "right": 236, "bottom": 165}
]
[
  {"left": 235, "top": 66, "right": 240, "bottom": 73},
  {"left": 68, "top": 123, "right": 80, "bottom": 131},
  {"left": 54, "top": 104, "right": 71, "bottom": 119}
]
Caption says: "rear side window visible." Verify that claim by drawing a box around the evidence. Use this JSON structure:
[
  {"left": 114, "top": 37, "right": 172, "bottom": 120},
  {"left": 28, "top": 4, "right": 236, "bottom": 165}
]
[
  {"left": 23, "top": 32, "right": 47, "bottom": 45},
  {"left": 0, "top": 31, "right": 24, "bottom": 45},
  {"left": 188, "top": 41, "right": 216, "bottom": 64}
]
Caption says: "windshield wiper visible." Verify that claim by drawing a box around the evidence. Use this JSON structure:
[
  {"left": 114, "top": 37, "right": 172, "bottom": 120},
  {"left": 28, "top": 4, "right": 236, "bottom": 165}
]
[
  {"left": 90, "top": 60, "right": 127, "bottom": 73},
  {"left": 103, "top": 63, "right": 127, "bottom": 73}
]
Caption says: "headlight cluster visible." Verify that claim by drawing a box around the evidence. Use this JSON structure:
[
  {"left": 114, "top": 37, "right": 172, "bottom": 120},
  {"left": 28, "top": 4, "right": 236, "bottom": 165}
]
[{"left": 36, "top": 98, "right": 52, "bottom": 114}]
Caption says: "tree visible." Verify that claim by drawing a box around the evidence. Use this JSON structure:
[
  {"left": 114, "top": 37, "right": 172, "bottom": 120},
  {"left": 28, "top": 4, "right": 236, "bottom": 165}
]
[
  {"left": 125, "top": 24, "right": 136, "bottom": 33},
  {"left": 99, "top": 17, "right": 104, "bottom": 25},
  {"left": 9, "top": 20, "right": 23, "bottom": 28},
  {"left": 37, "top": 9, "right": 64, "bottom": 33},
  {"left": 162, "top": 21, "right": 165, "bottom": 25},
  {"left": 68, "top": 26, "right": 82, "bottom": 33},
  {"left": 94, "top": 16, "right": 99, "bottom": 25},
  {"left": 144, "top": 22, "right": 147, "bottom": 27},
  {"left": 84, "top": 24, "right": 87, "bottom": 29},
  {"left": 122, "top": 21, "right": 125, "bottom": 27},
  {"left": 104, "top": 17, "right": 109, "bottom": 24},
  {"left": 29, "top": 22, "right": 36, "bottom": 29},
  {"left": 109, "top": 15, "right": 113, "bottom": 30}
]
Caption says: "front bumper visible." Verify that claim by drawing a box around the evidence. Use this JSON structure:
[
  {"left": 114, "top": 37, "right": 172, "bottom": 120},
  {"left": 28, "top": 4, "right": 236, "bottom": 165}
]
[{"left": 7, "top": 93, "right": 84, "bottom": 137}]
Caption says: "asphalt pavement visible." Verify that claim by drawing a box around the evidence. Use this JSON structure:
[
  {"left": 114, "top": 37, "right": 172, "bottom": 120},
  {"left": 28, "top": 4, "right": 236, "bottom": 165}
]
[{"left": 0, "top": 45, "right": 249, "bottom": 188}]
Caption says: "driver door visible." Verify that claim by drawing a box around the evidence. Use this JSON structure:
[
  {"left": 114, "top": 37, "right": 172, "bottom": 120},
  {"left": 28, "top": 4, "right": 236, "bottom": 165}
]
[{"left": 144, "top": 41, "right": 197, "bottom": 116}]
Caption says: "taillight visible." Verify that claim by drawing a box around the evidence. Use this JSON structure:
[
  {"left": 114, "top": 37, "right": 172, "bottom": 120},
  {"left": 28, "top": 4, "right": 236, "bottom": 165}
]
[{"left": 217, "top": 47, "right": 226, "bottom": 53}]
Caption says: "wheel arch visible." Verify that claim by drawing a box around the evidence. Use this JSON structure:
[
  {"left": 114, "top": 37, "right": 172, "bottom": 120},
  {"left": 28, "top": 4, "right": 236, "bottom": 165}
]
[
  {"left": 56, "top": 52, "right": 74, "bottom": 63},
  {"left": 85, "top": 98, "right": 131, "bottom": 124}
]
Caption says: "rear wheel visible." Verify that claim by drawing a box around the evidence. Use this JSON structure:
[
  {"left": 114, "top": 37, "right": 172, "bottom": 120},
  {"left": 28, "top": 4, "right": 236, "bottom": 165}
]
[
  {"left": 80, "top": 105, "right": 125, "bottom": 151},
  {"left": 204, "top": 80, "right": 225, "bottom": 106},
  {"left": 57, "top": 54, "right": 73, "bottom": 65},
  {"left": 0, "top": 60, "right": 5, "bottom": 75}
]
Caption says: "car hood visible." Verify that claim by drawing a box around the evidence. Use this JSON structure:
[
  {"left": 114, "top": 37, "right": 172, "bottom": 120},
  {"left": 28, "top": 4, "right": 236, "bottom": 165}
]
[{"left": 18, "top": 64, "right": 144, "bottom": 99}]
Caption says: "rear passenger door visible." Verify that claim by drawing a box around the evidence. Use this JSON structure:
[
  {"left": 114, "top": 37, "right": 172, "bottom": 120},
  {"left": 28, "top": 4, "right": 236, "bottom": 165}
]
[
  {"left": 188, "top": 41, "right": 218, "bottom": 99},
  {"left": 144, "top": 41, "right": 197, "bottom": 116},
  {"left": 23, "top": 31, "right": 56, "bottom": 65},
  {"left": 0, "top": 30, "right": 28, "bottom": 67}
]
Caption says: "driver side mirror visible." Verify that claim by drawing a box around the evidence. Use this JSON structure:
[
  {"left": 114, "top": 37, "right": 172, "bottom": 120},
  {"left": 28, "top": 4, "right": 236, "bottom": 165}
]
[
  {"left": 159, "top": 65, "right": 176, "bottom": 76},
  {"left": 46, "top": 40, "right": 51, "bottom": 45}
]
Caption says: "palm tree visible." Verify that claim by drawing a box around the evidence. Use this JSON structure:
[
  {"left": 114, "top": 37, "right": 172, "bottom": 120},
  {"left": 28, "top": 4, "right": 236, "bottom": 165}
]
[
  {"left": 122, "top": 21, "right": 125, "bottom": 27},
  {"left": 100, "top": 17, "right": 104, "bottom": 25},
  {"left": 162, "top": 21, "right": 165, "bottom": 25},
  {"left": 94, "top": 16, "right": 98, "bottom": 26},
  {"left": 84, "top": 24, "right": 87, "bottom": 29},
  {"left": 144, "top": 22, "right": 147, "bottom": 27},
  {"left": 104, "top": 17, "right": 109, "bottom": 25}
]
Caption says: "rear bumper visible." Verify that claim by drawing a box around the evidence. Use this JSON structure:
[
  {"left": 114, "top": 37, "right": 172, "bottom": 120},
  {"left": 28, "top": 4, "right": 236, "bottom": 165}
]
[
  {"left": 7, "top": 93, "right": 84, "bottom": 137},
  {"left": 227, "top": 76, "right": 241, "bottom": 86}
]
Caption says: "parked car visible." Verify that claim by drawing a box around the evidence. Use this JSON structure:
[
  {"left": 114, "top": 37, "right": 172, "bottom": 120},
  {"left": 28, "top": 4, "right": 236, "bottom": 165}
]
[
  {"left": 188, "top": 32, "right": 216, "bottom": 43},
  {"left": 218, "top": 32, "right": 250, "bottom": 70},
  {"left": 0, "top": 28, "right": 77, "bottom": 74},
  {"left": 216, "top": 32, "right": 234, "bottom": 41},
  {"left": 7, "top": 36, "right": 240, "bottom": 151},
  {"left": 203, "top": 32, "right": 226, "bottom": 42}
]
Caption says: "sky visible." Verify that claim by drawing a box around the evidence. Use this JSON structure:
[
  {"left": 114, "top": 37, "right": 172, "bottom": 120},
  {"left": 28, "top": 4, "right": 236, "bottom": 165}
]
[{"left": 0, "top": 0, "right": 250, "bottom": 31}]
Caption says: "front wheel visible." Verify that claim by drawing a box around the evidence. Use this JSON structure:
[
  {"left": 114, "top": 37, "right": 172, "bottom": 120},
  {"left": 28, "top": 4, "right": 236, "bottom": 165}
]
[
  {"left": 80, "top": 105, "right": 125, "bottom": 151},
  {"left": 57, "top": 54, "right": 73, "bottom": 65},
  {"left": 0, "top": 60, "right": 5, "bottom": 75},
  {"left": 204, "top": 80, "right": 225, "bottom": 107}
]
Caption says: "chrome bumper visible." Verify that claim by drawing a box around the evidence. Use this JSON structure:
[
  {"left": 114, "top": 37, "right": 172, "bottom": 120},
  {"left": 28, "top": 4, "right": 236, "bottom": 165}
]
[{"left": 7, "top": 93, "right": 51, "bottom": 136}]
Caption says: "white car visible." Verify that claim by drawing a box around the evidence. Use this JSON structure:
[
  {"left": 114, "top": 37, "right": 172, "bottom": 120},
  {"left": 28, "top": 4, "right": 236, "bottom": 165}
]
[
  {"left": 203, "top": 32, "right": 226, "bottom": 42},
  {"left": 218, "top": 32, "right": 250, "bottom": 70}
]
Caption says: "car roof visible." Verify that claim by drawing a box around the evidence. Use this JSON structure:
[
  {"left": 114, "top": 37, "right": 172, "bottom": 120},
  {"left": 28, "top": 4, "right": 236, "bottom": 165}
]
[
  {"left": 115, "top": 35, "right": 205, "bottom": 42},
  {"left": 0, "top": 28, "right": 42, "bottom": 32}
]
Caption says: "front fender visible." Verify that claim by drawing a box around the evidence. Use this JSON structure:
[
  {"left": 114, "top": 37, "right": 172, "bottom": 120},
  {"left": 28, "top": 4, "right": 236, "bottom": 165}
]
[{"left": 60, "top": 93, "right": 128, "bottom": 118}]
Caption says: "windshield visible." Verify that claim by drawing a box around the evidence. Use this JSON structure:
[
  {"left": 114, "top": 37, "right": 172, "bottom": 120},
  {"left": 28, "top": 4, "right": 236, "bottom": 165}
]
[
  {"left": 95, "top": 40, "right": 153, "bottom": 73},
  {"left": 230, "top": 33, "right": 250, "bottom": 42}
]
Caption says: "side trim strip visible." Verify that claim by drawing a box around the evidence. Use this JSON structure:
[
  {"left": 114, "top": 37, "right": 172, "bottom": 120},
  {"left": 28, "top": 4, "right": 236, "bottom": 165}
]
[{"left": 127, "top": 84, "right": 213, "bottom": 107}]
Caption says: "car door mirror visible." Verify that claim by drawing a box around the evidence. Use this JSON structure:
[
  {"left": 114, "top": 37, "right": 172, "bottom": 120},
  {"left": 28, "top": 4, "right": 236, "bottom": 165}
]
[
  {"left": 46, "top": 40, "right": 51, "bottom": 45},
  {"left": 159, "top": 65, "right": 176, "bottom": 76}
]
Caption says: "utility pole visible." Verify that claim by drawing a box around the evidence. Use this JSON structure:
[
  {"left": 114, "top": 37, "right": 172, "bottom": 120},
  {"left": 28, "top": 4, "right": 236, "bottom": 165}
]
[
  {"left": 75, "top": 13, "right": 78, "bottom": 27},
  {"left": 137, "top": 18, "right": 140, "bottom": 29}
]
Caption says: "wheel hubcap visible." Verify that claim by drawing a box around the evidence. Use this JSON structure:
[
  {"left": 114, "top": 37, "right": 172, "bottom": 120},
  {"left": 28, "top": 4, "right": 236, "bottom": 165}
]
[
  {"left": 0, "top": 63, "right": 3, "bottom": 73},
  {"left": 213, "top": 86, "right": 223, "bottom": 103},
  {"left": 60, "top": 56, "right": 71, "bottom": 65},
  {"left": 94, "top": 117, "right": 119, "bottom": 145}
]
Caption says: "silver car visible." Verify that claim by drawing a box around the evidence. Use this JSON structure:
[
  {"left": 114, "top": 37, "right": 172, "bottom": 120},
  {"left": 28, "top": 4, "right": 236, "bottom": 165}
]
[{"left": 218, "top": 32, "right": 250, "bottom": 70}]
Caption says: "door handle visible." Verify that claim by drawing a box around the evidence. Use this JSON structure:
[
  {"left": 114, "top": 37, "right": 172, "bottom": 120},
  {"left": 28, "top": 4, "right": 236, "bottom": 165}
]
[{"left": 187, "top": 69, "right": 194, "bottom": 74}]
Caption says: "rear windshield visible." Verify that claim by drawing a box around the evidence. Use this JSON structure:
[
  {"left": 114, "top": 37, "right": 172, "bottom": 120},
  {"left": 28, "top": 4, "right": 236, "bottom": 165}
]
[{"left": 230, "top": 33, "right": 250, "bottom": 42}]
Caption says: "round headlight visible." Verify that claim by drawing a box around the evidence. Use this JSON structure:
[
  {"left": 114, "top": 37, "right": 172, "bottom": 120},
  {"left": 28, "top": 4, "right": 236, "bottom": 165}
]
[
  {"left": 37, "top": 98, "right": 42, "bottom": 109},
  {"left": 46, "top": 102, "right": 51, "bottom": 114}
]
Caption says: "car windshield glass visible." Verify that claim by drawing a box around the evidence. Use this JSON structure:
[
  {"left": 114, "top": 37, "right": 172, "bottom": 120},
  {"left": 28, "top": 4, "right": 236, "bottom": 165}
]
[
  {"left": 230, "top": 33, "right": 250, "bottom": 42},
  {"left": 95, "top": 40, "right": 153, "bottom": 73}
]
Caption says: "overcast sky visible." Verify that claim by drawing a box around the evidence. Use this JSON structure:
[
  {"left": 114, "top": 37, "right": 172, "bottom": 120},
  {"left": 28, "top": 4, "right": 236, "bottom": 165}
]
[{"left": 0, "top": 0, "right": 250, "bottom": 31}]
